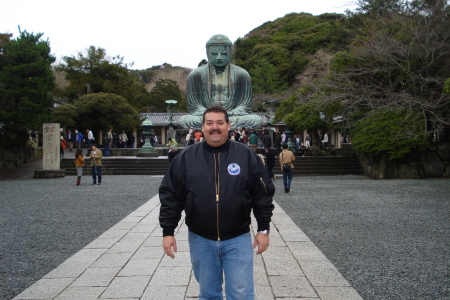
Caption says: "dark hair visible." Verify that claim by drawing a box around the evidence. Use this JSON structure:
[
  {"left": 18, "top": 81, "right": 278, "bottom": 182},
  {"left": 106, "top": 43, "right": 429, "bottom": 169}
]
[
  {"left": 283, "top": 143, "right": 288, "bottom": 149},
  {"left": 75, "top": 149, "right": 83, "bottom": 158},
  {"left": 202, "top": 105, "right": 229, "bottom": 124}
]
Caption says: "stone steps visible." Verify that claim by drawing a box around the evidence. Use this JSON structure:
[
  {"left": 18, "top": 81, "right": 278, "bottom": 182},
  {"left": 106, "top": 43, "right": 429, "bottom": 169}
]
[{"left": 60, "top": 156, "right": 362, "bottom": 176}]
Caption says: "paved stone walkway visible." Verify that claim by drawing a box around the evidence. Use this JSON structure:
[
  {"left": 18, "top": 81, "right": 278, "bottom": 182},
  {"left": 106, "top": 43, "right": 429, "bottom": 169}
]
[{"left": 13, "top": 193, "right": 362, "bottom": 300}]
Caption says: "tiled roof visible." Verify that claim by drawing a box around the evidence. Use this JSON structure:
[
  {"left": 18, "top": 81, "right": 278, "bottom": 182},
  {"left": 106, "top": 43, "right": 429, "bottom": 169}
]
[{"left": 140, "top": 112, "right": 282, "bottom": 127}]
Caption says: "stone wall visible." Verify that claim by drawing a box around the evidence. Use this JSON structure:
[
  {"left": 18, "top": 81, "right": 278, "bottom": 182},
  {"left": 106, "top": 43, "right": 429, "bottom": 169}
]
[
  {"left": 0, "top": 146, "right": 38, "bottom": 169},
  {"left": 357, "top": 143, "right": 450, "bottom": 179}
]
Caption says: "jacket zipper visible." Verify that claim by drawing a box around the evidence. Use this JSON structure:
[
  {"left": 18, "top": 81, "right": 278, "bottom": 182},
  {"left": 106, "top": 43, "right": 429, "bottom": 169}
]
[
  {"left": 259, "top": 177, "right": 268, "bottom": 194},
  {"left": 215, "top": 153, "right": 221, "bottom": 241}
]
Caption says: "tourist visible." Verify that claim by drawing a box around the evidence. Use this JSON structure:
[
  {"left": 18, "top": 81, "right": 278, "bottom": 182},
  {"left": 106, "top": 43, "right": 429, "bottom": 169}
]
[
  {"left": 166, "top": 137, "right": 178, "bottom": 151},
  {"left": 305, "top": 134, "right": 311, "bottom": 148},
  {"left": 118, "top": 131, "right": 128, "bottom": 148},
  {"left": 60, "top": 136, "right": 66, "bottom": 158},
  {"left": 249, "top": 129, "right": 258, "bottom": 151},
  {"left": 66, "top": 130, "right": 74, "bottom": 151},
  {"left": 159, "top": 105, "right": 274, "bottom": 299},
  {"left": 103, "top": 134, "right": 111, "bottom": 157},
  {"left": 274, "top": 131, "right": 282, "bottom": 154},
  {"left": 74, "top": 130, "right": 83, "bottom": 149},
  {"left": 86, "top": 129, "right": 94, "bottom": 149},
  {"left": 265, "top": 148, "right": 276, "bottom": 180},
  {"left": 262, "top": 133, "right": 272, "bottom": 149},
  {"left": 74, "top": 149, "right": 85, "bottom": 186},
  {"left": 279, "top": 143, "right": 295, "bottom": 193},
  {"left": 167, "top": 145, "right": 178, "bottom": 163},
  {"left": 90, "top": 145, "right": 102, "bottom": 185}
]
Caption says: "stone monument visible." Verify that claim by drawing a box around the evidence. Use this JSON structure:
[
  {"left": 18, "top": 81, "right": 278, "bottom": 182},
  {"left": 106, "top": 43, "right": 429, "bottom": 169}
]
[
  {"left": 34, "top": 123, "right": 65, "bottom": 178},
  {"left": 177, "top": 34, "right": 262, "bottom": 129}
]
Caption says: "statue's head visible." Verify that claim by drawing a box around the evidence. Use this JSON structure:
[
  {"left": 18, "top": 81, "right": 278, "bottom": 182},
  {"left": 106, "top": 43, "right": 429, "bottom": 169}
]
[{"left": 206, "top": 34, "right": 232, "bottom": 68}]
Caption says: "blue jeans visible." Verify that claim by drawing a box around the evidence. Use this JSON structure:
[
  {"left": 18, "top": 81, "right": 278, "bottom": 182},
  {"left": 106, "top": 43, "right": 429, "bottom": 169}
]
[
  {"left": 188, "top": 231, "right": 254, "bottom": 300},
  {"left": 92, "top": 166, "right": 102, "bottom": 184},
  {"left": 104, "top": 145, "right": 110, "bottom": 157},
  {"left": 282, "top": 169, "right": 292, "bottom": 188}
]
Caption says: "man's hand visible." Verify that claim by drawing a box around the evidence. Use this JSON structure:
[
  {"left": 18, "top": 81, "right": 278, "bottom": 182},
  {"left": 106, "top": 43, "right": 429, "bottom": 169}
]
[
  {"left": 162, "top": 236, "right": 177, "bottom": 259},
  {"left": 253, "top": 233, "right": 270, "bottom": 254}
]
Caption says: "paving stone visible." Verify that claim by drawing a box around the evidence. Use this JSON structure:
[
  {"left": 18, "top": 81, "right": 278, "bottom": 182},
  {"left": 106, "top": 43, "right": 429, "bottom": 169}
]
[
  {"left": 159, "top": 251, "right": 191, "bottom": 267},
  {"left": 71, "top": 267, "right": 121, "bottom": 287},
  {"left": 255, "top": 285, "right": 275, "bottom": 300},
  {"left": 142, "top": 236, "right": 164, "bottom": 247},
  {"left": 269, "top": 275, "right": 318, "bottom": 298},
  {"left": 315, "top": 286, "right": 364, "bottom": 300},
  {"left": 131, "top": 246, "right": 164, "bottom": 260},
  {"left": 117, "top": 258, "right": 160, "bottom": 276},
  {"left": 84, "top": 237, "right": 120, "bottom": 249},
  {"left": 43, "top": 260, "right": 92, "bottom": 278},
  {"left": 148, "top": 266, "right": 191, "bottom": 286},
  {"left": 119, "top": 216, "right": 144, "bottom": 223},
  {"left": 13, "top": 278, "right": 75, "bottom": 299},
  {"left": 90, "top": 252, "right": 133, "bottom": 268},
  {"left": 65, "top": 248, "right": 108, "bottom": 263},
  {"left": 275, "top": 224, "right": 311, "bottom": 242},
  {"left": 129, "top": 224, "right": 158, "bottom": 233},
  {"left": 53, "top": 286, "right": 105, "bottom": 300},
  {"left": 100, "top": 276, "right": 150, "bottom": 299},
  {"left": 141, "top": 286, "right": 187, "bottom": 300},
  {"left": 96, "top": 229, "right": 128, "bottom": 240}
]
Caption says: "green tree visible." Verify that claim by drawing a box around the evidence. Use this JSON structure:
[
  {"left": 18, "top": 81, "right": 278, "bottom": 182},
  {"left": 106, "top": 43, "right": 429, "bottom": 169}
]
[
  {"left": 55, "top": 46, "right": 150, "bottom": 109},
  {"left": 0, "top": 30, "right": 55, "bottom": 147},
  {"left": 249, "top": 59, "right": 286, "bottom": 94},
  {"left": 52, "top": 93, "right": 142, "bottom": 132},
  {"left": 278, "top": 0, "right": 450, "bottom": 158},
  {"left": 148, "top": 79, "right": 183, "bottom": 112}
]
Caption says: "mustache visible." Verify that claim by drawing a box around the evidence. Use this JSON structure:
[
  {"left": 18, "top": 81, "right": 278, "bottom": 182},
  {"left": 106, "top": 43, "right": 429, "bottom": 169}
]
[{"left": 209, "top": 129, "right": 222, "bottom": 134}]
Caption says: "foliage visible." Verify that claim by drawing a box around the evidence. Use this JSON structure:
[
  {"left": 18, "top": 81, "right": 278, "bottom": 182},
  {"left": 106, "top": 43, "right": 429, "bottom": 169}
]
[
  {"left": 234, "top": 12, "right": 351, "bottom": 91},
  {"left": 52, "top": 93, "right": 142, "bottom": 132},
  {"left": 351, "top": 109, "right": 429, "bottom": 159},
  {"left": 55, "top": 46, "right": 150, "bottom": 109},
  {"left": 147, "top": 79, "right": 184, "bottom": 112},
  {"left": 275, "top": 0, "right": 450, "bottom": 159},
  {"left": 0, "top": 30, "right": 55, "bottom": 147},
  {"left": 249, "top": 59, "right": 286, "bottom": 94}
]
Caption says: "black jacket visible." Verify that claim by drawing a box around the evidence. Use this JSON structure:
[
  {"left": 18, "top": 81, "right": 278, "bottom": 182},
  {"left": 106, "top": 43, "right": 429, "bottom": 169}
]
[{"left": 159, "top": 139, "right": 275, "bottom": 241}]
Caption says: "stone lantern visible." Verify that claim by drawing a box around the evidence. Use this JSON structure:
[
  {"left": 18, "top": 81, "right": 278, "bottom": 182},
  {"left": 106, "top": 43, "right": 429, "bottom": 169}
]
[{"left": 137, "top": 116, "right": 157, "bottom": 157}]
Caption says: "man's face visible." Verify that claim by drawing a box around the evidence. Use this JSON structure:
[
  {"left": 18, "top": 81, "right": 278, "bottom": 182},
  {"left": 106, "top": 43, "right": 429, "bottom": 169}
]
[
  {"left": 92, "top": 146, "right": 97, "bottom": 151},
  {"left": 207, "top": 45, "right": 230, "bottom": 68},
  {"left": 202, "top": 112, "right": 230, "bottom": 147}
]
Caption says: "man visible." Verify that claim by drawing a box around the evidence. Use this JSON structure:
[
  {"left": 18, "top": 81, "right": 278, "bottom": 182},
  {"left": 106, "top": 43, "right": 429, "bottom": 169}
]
[
  {"left": 75, "top": 130, "right": 84, "bottom": 149},
  {"left": 265, "top": 148, "right": 276, "bottom": 180},
  {"left": 177, "top": 34, "right": 262, "bottom": 129},
  {"left": 262, "top": 132, "right": 272, "bottom": 149},
  {"left": 159, "top": 105, "right": 274, "bottom": 299},
  {"left": 86, "top": 129, "right": 94, "bottom": 149},
  {"left": 166, "top": 137, "right": 178, "bottom": 150},
  {"left": 279, "top": 143, "right": 295, "bottom": 193},
  {"left": 103, "top": 134, "right": 111, "bottom": 157},
  {"left": 90, "top": 145, "right": 102, "bottom": 185},
  {"left": 66, "top": 130, "right": 74, "bottom": 151}
]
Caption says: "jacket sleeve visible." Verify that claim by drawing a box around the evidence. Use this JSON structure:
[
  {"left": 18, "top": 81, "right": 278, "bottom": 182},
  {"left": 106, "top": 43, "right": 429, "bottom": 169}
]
[
  {"left": 250, "top": 151, "right": 275, "bottom": 231},
  {"left": 159, "top": 155, "right": 186, "bottom": 236}
]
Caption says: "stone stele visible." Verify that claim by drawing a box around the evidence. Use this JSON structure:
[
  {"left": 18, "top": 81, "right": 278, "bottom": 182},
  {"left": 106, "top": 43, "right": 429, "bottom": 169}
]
[{"left": 34, "top": 123, "right": 65, "bottom": 178}]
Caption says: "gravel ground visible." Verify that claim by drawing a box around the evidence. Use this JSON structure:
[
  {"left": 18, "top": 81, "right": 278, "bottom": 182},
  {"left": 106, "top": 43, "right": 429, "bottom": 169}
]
[
  {"left": 273, "top": 175, "right": 450, "bottom": 300},
  {"left": 1, "top": 173, "right": 449, "bottom": 300},
  {"left": 0, "top": 175, "right": 163, "bottom": 300}
]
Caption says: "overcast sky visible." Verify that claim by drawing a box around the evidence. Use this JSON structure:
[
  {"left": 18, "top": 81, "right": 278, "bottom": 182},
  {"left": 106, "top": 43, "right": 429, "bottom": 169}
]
[{"left": 2, "top": 0, "right": 356, "bottom": 70}]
